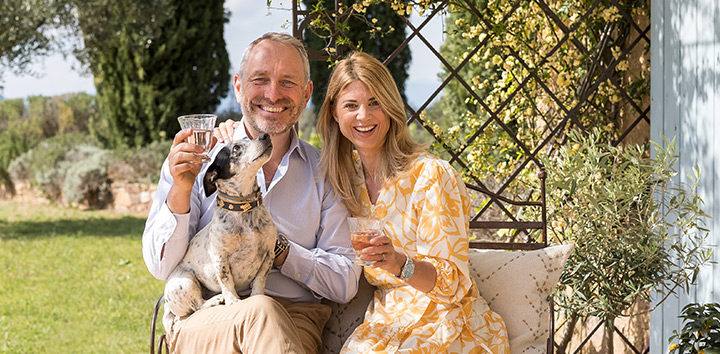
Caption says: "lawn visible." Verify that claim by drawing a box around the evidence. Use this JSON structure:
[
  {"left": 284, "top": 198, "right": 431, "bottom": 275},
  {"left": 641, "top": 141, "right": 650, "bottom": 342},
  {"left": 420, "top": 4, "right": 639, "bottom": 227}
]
[{"left": 0, "top": 201, "right": 164, "bottom": 353}]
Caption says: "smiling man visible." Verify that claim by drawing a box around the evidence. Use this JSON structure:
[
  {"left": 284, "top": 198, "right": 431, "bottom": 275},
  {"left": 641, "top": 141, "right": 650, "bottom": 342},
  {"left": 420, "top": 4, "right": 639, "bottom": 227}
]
[{"left": 142, "top": 32, "right": 360, "bottom": 354}]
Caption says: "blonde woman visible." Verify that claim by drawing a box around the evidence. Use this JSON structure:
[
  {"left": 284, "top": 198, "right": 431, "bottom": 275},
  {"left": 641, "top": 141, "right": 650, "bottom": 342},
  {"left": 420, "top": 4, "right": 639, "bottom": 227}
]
[{"left": 316, "top": 51, "right": 509, "bottom": 353}]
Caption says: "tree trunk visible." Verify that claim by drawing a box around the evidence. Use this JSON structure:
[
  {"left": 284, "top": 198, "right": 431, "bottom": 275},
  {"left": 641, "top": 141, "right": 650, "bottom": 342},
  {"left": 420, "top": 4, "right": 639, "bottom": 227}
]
[
  {"left": 556, "top": 313, "right": 579, "bottom": 354},
  {"left": 604, "top": 317, "right": 616, "bottom": 354},
  {"left": 0, "top": 169, "right": 16, "bottom": 197}
]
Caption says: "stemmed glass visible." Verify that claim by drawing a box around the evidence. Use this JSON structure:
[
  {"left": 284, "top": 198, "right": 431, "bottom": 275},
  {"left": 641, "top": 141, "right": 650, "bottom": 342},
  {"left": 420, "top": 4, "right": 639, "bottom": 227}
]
[{"left": 178, "top": 114, "right": 217, "bottom": 162}]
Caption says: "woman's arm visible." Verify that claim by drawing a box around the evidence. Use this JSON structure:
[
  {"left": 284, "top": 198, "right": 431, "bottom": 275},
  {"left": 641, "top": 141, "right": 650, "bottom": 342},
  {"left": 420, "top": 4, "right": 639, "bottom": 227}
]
[{"left": 361, "top": 236, "right": 437, "bottom": 293}]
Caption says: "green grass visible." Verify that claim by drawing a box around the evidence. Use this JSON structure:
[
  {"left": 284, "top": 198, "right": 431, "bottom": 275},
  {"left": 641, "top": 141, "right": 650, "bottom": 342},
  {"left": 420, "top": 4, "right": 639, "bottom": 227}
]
[{"left": 0, "top": 201, "right": 165, "bottom": 353}]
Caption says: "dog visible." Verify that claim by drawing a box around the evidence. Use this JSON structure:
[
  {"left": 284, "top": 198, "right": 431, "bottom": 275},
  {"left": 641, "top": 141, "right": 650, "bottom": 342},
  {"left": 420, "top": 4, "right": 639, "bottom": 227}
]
[{"left": 162, "top": 133, "right": 276, "bottom": 332}]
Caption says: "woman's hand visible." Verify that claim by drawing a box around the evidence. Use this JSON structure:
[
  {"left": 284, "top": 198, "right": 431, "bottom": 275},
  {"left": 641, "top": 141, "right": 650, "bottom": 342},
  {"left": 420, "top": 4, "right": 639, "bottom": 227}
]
[
  {"left": 362, "top": 233, "right": 437, "bottom": 293},
  {"left": 361, "top": 234, "right": 405, "bottom": 277},
  {"left": 213, "top": 119, "right": 242, "bottom": 143}
]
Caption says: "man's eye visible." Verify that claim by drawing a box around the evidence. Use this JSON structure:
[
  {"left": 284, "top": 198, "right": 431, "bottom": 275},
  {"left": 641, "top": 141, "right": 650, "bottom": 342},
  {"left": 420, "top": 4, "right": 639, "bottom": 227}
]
[
  {"left": 282, "top": 80, "right": 297, "bottom": 87},
  {"left": 251, "top": 78, "right": 267, "bottom": 84}
]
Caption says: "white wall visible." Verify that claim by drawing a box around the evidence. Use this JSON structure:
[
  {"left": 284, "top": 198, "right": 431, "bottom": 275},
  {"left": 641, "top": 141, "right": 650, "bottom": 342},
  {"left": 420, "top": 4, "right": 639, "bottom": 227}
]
[{"left": 650, "top": 0, "right": 720, "bottom": 352}]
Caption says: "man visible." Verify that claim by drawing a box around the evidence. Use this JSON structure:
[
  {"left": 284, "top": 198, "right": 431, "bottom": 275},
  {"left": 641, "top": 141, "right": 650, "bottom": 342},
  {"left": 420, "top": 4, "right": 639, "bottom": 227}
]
[{"left": 142, "top": 32, "right": 360, "bottom": 353}]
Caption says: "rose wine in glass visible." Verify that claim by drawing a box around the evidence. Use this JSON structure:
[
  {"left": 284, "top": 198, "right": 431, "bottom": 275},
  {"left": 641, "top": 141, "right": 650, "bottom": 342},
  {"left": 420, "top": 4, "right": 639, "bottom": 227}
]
[
  {"left": 347, "top": 217, "right": 384, "bottom": 266},
  {"left": 178, "top": 114, "right": 217, "bottom": 162}
]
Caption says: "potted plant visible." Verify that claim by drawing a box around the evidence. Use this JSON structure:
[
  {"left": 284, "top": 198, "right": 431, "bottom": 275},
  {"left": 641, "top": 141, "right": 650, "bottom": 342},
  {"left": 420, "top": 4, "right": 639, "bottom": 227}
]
[
  {"left": 538, "top": 129, "right": 712, "bottom": 353},
  {"left": 669, "top": 302, "right": 720, "bottom": 353}
]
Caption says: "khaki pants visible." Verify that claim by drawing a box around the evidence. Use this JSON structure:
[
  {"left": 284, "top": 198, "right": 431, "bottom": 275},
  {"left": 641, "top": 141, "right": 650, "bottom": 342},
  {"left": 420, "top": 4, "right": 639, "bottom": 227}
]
[{"left": 168, "top": 295, "right": 331, "bottom": 354}]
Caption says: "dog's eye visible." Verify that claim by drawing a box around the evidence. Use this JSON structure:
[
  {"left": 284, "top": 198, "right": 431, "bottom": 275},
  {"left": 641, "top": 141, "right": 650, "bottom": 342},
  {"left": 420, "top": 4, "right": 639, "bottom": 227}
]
[{"left": 232, "top": 145, "right": 240, "bottom": 153}]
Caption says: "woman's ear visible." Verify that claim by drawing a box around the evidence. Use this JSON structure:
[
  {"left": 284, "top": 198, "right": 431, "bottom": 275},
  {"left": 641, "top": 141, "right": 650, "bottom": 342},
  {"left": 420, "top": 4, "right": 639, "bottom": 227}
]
[{"left": 332, "top": 104, "right": 338, "bottom": 122}]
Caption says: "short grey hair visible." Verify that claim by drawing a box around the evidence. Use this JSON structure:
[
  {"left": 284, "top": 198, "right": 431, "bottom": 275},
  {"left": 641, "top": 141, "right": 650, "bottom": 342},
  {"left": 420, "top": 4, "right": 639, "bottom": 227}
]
[{"left": 238, "top": 32, "right": 310, "bottom": 82}]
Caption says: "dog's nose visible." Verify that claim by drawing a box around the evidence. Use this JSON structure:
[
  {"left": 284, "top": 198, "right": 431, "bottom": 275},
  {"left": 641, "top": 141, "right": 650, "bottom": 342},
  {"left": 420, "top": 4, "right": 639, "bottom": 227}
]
[{"left": 259, "top": 134, "right": 269, "bottom": 141}]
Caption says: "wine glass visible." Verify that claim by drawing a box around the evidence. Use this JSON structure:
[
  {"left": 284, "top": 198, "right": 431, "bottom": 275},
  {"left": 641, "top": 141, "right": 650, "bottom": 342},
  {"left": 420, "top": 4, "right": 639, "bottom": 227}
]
[
  {"left": 347, "top": 217, "right": 384, "bottom": 266},
  {"left": 178, "top": 114, "right": 217, "bottom": 162}
]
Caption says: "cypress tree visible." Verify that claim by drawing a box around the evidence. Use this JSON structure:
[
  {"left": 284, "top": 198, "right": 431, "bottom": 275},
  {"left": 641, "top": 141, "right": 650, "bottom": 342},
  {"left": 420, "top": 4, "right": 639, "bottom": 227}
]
[{"left": 77, "top": 0, "right": 230, "bottom": 147}]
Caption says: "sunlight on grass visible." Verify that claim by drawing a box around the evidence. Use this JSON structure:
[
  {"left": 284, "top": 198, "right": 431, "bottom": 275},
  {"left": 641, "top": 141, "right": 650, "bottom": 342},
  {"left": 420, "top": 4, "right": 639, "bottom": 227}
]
[{"left": 0, "top": 201, "right": 164, "bottom": 353}]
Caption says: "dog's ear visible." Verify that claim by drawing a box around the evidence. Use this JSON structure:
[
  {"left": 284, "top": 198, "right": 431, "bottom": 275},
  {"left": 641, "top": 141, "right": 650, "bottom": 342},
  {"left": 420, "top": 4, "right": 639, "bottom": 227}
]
[{"left": 203, "top": 147, "right": 230, "bottom": 197}]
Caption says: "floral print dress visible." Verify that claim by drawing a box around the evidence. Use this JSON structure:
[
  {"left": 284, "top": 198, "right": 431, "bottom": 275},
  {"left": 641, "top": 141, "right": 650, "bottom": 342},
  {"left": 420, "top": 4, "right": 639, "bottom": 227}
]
[{"left": 341, "top": 152, "right": 510, "bottom": 354}]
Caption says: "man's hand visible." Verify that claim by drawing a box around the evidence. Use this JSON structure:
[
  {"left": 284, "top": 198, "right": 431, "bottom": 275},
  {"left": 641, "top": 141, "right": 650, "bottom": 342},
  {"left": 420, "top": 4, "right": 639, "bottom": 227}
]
[
  {"left": 214, "top": 119, "right": 242, "bottom": 143},
  {"left": 166, "top": 129, "right": 205, "bottom": 214}
]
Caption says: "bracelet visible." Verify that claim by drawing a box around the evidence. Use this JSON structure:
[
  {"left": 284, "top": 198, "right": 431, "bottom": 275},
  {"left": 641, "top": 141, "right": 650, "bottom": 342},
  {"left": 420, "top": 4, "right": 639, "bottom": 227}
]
[{"left": 274, "top": 233, "right": 289, "bottom": 259}]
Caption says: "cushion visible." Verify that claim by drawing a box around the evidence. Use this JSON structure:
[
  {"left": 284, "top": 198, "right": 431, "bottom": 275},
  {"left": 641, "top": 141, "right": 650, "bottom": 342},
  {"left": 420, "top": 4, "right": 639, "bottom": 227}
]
[
  {"left": 468, "top": 244, "right": 574, "bottom": 354},
  {"left": 321, "top": 274, "right": 375, "bottom": 354}
]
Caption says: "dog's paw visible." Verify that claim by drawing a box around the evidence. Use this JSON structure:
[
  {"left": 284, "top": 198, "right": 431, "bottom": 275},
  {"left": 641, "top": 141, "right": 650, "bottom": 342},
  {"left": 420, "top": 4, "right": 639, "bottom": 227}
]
[
  {"left": 198, "top": 294, "right": 225, "bottom": 310},
  {"left": 224, "top": 294, "right": 241, "bottom": 306}
]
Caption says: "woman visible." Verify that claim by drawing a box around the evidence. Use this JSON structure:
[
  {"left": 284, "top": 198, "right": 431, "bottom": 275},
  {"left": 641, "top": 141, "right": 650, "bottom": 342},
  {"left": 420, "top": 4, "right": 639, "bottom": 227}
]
[{"left": 316, "top": 52, "right": 509, "bottom": 353}]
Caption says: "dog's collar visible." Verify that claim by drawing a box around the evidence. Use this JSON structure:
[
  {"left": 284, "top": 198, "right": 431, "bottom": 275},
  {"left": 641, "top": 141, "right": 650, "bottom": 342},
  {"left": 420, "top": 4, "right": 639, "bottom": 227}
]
[{"left": 216, "top": 191, "right": 261, "bottom": 213}]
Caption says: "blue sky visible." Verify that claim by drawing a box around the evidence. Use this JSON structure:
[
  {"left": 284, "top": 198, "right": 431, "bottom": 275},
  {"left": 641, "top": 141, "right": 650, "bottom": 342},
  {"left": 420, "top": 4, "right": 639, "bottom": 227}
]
[{"left": 1, "top": 1, "right": 445, "bottom": 108}]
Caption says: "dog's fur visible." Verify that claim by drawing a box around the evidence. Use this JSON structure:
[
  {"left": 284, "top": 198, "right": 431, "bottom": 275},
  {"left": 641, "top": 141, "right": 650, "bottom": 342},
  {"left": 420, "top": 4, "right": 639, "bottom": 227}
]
[{"left": 162, "top": 134, "right": 276, "bottom": 331}]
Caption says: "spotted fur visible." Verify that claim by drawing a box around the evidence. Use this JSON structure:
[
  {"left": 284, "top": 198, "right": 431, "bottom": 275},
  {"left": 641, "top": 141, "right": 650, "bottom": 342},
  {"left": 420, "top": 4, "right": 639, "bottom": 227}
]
[{"left": 162, "top": 134, "right": 276, "bottom": 331}]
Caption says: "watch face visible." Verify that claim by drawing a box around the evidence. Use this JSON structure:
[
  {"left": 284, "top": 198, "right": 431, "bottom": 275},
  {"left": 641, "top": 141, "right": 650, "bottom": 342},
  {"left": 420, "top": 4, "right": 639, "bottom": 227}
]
[{"left": 401, "top": 256, "right": 415, "bottom": 280}]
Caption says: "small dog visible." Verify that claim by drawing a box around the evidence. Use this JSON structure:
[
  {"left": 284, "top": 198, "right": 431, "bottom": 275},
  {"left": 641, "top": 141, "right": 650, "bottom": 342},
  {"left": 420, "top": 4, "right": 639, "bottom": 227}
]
[{"left": 162, "top": 134, "right": 276, "bottom": 331}]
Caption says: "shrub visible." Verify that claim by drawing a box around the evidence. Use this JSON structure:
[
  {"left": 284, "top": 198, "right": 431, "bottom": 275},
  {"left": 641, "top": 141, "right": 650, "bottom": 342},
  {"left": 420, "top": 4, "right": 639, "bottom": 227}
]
[
  {"left": 669, "top": 303, "right": 720, "bottom": 353},
  {"left": 8, "top": 133, "right": 104, "bottom": 202},
  {"left": 0, "top": 115, "right": 42, "bottom": 191},
  {"left": 108, "top": 139, "right": 172, "bottom": 184},
  {"left": 63, "top": 145, "right": 112, "bottom": 208}
]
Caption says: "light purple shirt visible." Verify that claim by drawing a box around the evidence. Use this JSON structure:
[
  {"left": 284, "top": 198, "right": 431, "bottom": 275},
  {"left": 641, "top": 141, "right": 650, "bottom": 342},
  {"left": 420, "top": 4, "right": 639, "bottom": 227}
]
[{"left": 142, "top": 121, "right": 360, "bottom": 303}]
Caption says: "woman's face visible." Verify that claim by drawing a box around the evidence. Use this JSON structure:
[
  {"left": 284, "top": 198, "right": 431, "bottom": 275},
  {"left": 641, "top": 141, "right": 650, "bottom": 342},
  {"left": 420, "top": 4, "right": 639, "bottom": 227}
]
[{"left": 333, "top": 80, "right": 390, "bottom": 158}]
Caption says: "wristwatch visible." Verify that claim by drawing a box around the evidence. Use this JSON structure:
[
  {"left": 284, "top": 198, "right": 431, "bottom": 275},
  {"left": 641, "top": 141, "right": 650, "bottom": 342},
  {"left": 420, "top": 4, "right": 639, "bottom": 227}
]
[
  {"left": 274, "top": 233, "right": 289, "bottom": 260},
  {"left": 398, "top": 254, "right": 415, "bottom": 281}
]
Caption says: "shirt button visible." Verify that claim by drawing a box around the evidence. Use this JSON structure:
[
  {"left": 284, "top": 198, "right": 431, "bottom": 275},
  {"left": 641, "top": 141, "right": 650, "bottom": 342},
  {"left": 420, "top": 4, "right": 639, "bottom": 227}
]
[{"left": 295, "top": 274, "right": 300, "bottom": 278}]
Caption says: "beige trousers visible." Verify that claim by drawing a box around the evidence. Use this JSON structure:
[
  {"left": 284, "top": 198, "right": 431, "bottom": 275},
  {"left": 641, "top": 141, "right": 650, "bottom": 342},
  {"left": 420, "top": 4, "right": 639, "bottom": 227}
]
[{"left": 168, "top": 295, "right": 331, "bottom": 354}]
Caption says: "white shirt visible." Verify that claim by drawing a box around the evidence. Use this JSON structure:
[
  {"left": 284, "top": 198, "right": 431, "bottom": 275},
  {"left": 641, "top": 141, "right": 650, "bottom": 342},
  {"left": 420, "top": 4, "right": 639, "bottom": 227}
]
[{"left": 142, "top": 121, "right": 360, "bottom": 303}]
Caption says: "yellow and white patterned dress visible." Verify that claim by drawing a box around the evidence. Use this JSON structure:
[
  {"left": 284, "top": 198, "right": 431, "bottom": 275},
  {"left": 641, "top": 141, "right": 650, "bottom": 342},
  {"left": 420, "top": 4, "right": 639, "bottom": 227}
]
[{"left": 341, "top": 152, "right": 510, "bottom": 354}]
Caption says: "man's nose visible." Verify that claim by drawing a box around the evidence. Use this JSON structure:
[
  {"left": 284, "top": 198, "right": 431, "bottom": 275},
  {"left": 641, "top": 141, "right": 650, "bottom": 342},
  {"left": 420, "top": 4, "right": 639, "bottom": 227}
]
[{"left": 264, "top": 81, "right": 282, "bottom": 102}]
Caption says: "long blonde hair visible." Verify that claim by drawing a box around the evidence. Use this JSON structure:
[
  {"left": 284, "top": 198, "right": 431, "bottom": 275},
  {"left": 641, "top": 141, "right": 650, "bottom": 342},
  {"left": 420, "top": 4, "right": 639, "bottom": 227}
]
[{"left": 317, "top": 52, "right": 424, "bottom": 216}]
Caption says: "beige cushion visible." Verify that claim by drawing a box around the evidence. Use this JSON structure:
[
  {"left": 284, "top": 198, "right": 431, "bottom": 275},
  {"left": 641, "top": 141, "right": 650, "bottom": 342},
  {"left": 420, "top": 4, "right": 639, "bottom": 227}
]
[
  {"left": 319, "top": 244, "right": 573, "bottom": 354},
  {"left": 468, "top": 244, "right": 574, "bottom": 354}
]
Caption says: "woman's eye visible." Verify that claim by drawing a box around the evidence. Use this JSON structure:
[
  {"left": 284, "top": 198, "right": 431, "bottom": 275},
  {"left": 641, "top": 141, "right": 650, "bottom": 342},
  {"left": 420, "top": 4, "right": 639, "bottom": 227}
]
[
  {"left": 369, "top": 100, "right": 380, "bottom": 107},
  {"left": 344, "top": 103, "right": 357, "bottom": 110}
]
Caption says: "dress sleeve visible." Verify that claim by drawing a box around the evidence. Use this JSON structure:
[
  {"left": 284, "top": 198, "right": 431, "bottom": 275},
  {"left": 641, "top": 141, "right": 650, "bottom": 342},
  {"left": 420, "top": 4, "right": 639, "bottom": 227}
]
[{"left": 412, "top": 159, "right": 474, "bottom": 305}]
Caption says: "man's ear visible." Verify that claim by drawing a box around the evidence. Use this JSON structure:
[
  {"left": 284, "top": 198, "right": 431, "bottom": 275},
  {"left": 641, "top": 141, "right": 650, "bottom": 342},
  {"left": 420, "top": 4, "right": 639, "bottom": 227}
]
[
  {"left": 304, "top": 80, "right": 313, "bottom": 105},
  {"left": 233, "top": 73, "right": 243, "bottom": 103}
]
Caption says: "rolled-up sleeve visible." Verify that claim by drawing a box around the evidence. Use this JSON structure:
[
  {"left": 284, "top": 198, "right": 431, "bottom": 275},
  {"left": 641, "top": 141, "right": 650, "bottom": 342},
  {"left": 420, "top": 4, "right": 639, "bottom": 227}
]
[
  {"left": 141, "top": 158, "right": 203, "bottom": 280},
  {"left": 280, "top": 179, "right": 360, "bottom": 304}
]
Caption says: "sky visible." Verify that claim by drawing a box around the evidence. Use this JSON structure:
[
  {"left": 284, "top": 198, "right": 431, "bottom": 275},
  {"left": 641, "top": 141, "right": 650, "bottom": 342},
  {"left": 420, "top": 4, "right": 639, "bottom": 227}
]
[{"left": 1, "top": 1, "right": 445, "bottom": 108}]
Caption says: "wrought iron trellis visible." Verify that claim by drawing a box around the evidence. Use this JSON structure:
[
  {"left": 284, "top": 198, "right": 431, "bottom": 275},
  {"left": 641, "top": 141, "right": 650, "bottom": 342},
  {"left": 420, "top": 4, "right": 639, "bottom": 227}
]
[{"left": 291, "top": 0, "right": 651, "bottom": 352}]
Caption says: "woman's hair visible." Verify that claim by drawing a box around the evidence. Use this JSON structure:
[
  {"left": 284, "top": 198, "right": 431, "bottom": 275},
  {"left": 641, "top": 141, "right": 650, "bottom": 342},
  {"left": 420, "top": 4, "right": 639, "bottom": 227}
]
[{"left": 317, "top": 52, "right": 424, "bottom": 216}]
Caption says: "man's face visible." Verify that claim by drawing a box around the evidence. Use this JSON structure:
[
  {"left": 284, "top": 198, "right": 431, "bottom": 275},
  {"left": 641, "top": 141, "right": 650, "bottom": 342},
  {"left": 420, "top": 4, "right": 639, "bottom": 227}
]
[{"left": 234, "top": 40, "right": 312, "bottom": 137}]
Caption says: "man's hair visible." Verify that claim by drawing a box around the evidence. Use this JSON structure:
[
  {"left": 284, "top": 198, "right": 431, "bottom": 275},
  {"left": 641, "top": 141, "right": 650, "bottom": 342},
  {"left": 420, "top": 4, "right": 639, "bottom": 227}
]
[
  {"left": 316, "top": 52, "right": 424, "bottom": 216},
  {"left": 238, "top": 32, "right": 310, "bottom": 82}
]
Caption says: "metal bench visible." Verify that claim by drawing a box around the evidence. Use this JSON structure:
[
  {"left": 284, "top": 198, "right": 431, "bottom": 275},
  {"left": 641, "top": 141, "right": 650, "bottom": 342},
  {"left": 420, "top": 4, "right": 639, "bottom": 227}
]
[{"left": 149, "top": 172, "right": 550, "bottom": 353}]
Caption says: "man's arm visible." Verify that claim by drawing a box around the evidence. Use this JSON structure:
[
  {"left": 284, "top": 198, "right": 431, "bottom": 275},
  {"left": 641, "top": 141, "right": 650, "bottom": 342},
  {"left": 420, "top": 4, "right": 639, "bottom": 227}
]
[
  {"left": 141, "top": 129, "right": 207, "bottom": 280},
  {"left": 277, "top": 179, "right": 361, "bottom": 304}
]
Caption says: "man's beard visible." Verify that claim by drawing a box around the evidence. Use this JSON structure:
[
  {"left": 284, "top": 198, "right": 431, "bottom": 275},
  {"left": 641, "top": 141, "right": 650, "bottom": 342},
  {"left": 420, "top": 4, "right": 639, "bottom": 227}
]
[{"left": 242, "top": 98, "right": 301, "bottom": 136}]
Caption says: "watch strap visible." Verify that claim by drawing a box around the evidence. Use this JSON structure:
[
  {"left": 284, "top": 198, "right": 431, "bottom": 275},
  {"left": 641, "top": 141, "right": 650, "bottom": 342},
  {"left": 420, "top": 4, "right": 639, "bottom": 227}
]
[{"left": 274, "top": 233, "right": 289, "bottom": 259}]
